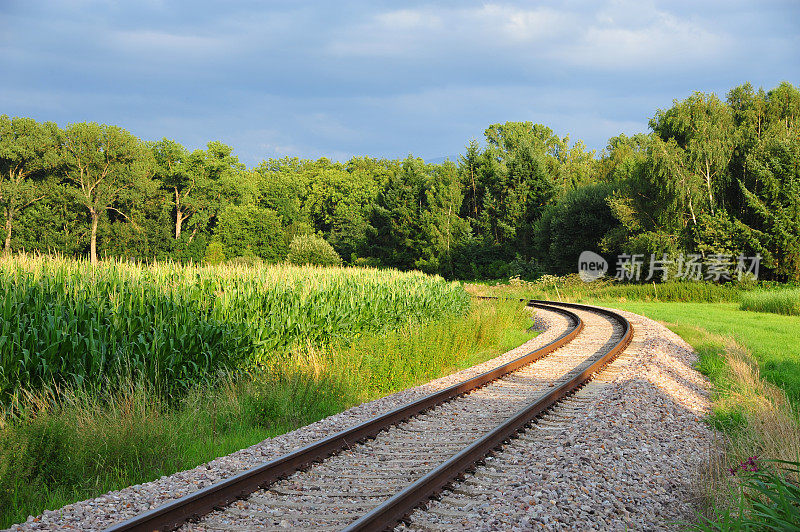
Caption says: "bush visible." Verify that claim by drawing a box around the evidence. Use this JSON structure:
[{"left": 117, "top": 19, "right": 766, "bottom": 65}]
[
  {"left": 226, "top": 255, "right": 263, "bottom": 267},
  {"left": 286, "top": 235, "right": 342, "bottom": 266}
]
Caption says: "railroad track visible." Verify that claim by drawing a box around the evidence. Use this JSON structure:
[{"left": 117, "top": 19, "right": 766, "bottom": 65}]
[{"left": 107, "top": 300, "right": 632, "bottom": 532}]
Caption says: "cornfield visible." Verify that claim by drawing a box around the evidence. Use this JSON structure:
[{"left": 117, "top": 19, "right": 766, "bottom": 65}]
[{"left": 0, "top": 256, "right": 470, "bottom": 398}]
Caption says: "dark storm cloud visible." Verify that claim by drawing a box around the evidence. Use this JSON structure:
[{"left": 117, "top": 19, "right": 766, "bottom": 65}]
[{"left": 1, "top": 0, "right": 798, "bottom": 164}]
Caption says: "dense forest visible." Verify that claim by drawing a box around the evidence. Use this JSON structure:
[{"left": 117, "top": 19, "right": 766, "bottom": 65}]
[{"left": 1, "top": 81, "right": 799, "bottom": 280}]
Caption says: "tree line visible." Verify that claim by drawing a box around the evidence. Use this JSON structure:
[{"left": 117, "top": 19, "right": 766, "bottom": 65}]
[{"left": 1, "top": 81, "right": 798, "bottom": 280}]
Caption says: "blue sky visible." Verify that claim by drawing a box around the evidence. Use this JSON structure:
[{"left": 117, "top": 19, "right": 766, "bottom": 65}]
[{"left": 2, "top": 1, "right": 798, "bottom": 165}]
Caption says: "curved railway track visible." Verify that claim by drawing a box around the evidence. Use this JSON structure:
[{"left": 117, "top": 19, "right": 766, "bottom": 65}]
[{"left": 107, "top": 300, "right": 632, "bottom": 532}]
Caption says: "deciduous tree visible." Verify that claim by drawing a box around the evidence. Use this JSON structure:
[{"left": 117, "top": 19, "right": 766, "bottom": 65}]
[
  {"left": 0, "top": 116, "right": 61, "bottom": 255},
  {"left": 62, "top": 122, "right": 154, "bottom": 263}
]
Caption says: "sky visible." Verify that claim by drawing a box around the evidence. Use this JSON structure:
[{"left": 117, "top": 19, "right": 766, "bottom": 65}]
[{"left": 1, "top": 1, "right": 799, "bottom": 166}]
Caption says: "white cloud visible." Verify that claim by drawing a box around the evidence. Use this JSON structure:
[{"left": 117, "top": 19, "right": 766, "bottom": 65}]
[
  {"left": 476, "top": 4, "right": 569, "bottom": 43},
  {"left": 553, "top": 2, "right": 730, "bottom": 69},
  {"left": 326, "top": 2, "right": 731, "bottom": 72}
]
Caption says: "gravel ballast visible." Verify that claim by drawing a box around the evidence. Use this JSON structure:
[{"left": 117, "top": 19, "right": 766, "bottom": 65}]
[
  {"left": 400, "top": 306, "right": 713, "bottom": 531},
  {"left": 7, "top": 306, "right": 713, "bottom": 531},
  {"left": 181, "top": 306, "right": 620, "bottom": 530}
]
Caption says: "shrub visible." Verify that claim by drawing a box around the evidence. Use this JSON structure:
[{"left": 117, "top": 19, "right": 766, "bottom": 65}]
[
  {"left": 286, "top": 234, "right": 342, "bottom": 266},
  {"left": 226, "top": 255, "right": 263, "bottom": 267}
]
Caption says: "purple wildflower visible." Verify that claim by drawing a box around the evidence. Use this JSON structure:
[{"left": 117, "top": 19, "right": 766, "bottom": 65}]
[{"left": 729, "top": 456, "right": 759, "bottom": 476}]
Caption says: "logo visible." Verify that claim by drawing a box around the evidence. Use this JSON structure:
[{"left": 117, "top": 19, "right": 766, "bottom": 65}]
[{"left": 578, "top": 251, "right": 608, "bottom": 282}]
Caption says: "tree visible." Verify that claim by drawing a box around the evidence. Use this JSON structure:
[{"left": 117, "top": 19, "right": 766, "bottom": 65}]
[
  {"left": 13, "top": 180, "right": 86, "bottom": 256},
  {"left": 535, "top": 182, "right": 618, "bottom": 274},
  {"left": 187, "top": 141, "right": 253, "bottom": 242},
  {"left": 151, "top": 138, "right": 195, "bottom": 240},
  {"left": 459, "top": 139, "right": 482, "bottom": 220},
  {"left": 61, "top": 122, "right": 154, "bottom": 264},
  {"left": 0, "top": 116, "right": 61, "bottom": 255},
  {"left": 477, "top": 122, "right": 558, "bottom": 259},
  {"left": 597, "top": 133, "right": 648, "bottom": 183},
  {"left": 650, "top": 92, "right": 735, "bottom": 215},
  {"left": 737, "top": 105, "right": 800, "bottom": 280},
  {"left": 418, "top": 161, "right": 469, "bottom": 276},
  {"left": 255, "top": 157, "right": 312, "bottom": 228}
]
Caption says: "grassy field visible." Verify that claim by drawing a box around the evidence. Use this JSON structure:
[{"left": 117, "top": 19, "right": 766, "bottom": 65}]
[
  {"left": 0, "top": 257, "right": 535, "bottom": 527},
  {"left": 468, "top": 275, "right": 743, "bottom": 303}
]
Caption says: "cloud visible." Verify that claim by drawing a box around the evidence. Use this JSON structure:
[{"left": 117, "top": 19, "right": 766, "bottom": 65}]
[
  {"left": 326, "top": 4, "right": 568, "bottom": 58},
  {"left": 0, "top": 0, "right": 798, "bottom": 165},
  {"left": 553, "top": 2, "right": 731, "bottom": 69}
]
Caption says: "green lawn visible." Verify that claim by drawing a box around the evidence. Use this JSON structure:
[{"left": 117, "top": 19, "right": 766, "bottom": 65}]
[{"left": 598, "top": 301, "right": 800, "bottom": 408}]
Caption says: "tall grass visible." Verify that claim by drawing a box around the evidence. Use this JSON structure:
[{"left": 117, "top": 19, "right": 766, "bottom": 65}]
[
  {"left": 740, "top": 288, "right": 800, "bottom": 316},
  {"left": 467, "top": 274, "right": 742, "bottom": 303},
  {"left": 0, "top": 299, "right": 532, "bottom": 527},
  {"left": 669, "top": 324, "right": 800, "bottom": 530},
  {"left": 0, "top": 256, "right": 470, "bottom": 398}
]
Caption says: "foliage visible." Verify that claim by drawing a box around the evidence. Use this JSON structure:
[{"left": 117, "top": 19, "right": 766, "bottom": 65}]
[
  {"left": 737, "top": 117, "right": 800, "bottom": 280},
  {"left": 0, "top": 116, "right": 61, "bottom": 256},
  {"left": 216, "top": 204, "right": 286, "bottom": 262},
  {"left": 204, "top": 241, "right": 225, "bottom": 265},
  {"left": 607, "top": 82, "right": 800, "bottom": 280},
  {"left": 1, "top": 81, "right": 800, "bottom": 281},
  {"left": 535, "top": 182, "right": 618, "bottom": 275},
  {"left": 286, "top": 234, "right": 342, "bottom": 266}
]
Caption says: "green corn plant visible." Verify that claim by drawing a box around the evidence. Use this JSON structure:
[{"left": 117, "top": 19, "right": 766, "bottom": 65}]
[{"left": 0, "top": 255, "right": 471, "bottom": 400}]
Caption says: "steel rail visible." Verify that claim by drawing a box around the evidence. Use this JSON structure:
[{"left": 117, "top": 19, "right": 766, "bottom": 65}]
[
  {"left": 342, "top": 301, "right": 632, "bottom": 532},
  {"left": 106, "top": 301, "right": 582, "bottom": 532}
]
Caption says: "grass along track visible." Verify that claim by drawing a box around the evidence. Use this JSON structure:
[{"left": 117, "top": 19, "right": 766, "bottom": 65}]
[{"left": 740, "top": 287, "right": 800, "bottom": 316}]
